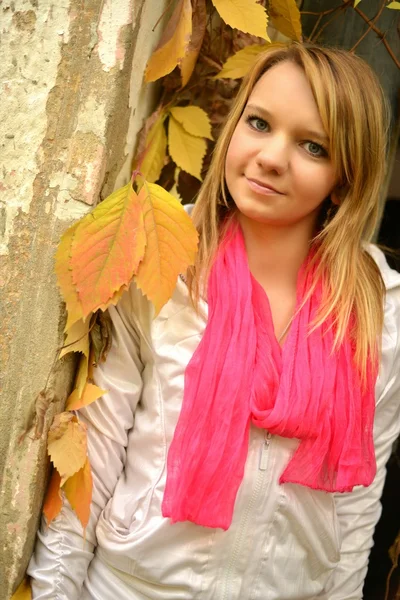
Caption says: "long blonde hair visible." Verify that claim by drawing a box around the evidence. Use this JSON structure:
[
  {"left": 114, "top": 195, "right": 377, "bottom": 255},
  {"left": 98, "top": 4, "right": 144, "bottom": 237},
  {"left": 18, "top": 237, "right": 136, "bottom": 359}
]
[{"left": 188, "top": 43, "right": 389, "bottom": 380}]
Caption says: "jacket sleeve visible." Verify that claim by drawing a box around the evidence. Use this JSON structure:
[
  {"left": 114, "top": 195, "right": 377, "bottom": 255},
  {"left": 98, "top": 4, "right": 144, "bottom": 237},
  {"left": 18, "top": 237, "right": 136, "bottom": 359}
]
[
  {"left": 318, "top": 288, "right": 400, "bottom": 600},
  {"left": 28, "top": 288, "right": 145, "bottom": 599}
]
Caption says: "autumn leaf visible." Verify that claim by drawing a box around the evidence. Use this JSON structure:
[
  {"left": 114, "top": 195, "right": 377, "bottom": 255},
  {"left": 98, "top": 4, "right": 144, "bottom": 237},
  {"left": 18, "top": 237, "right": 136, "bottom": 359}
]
[
  {"left": 269, "top": 0, "right": 302, "bottom": 41},
  {"left": 354, "top": 0, "right": 362, "bottom": 5},
  {"left": 66, "top": 381, "right": 106, "bottom": 411},
  {"left": 60, "top": 318, "right": 90, "bottom": 359},
  {"left": 55, "top": 222, "right": 84, "bottom": 330},
  {"left": 66, "top": 183, "right": 146, "bottom": 319},
  {"left": 169, "top": 106, "right": 213, "bottom": 140},
  {"left": 135, "top": 112, "right": 168, "bottom": 183},
  {"left": 387, "top": 1, "right": 400, "bottom": 8},
  {"left": 135, "top": 183, "right": 198, "bottom": 314},
  {"left": 90, "top": 310, "right": 113, "bottom": 366},
  {"left": 169, "top": 168, "right": 183, "bottom": 203},
  {"left": 214, "top": 44, "right": 270, "bottom": 79},
  {"left": 47, "top": 413, "right": 87, "bottom": 485},
  {"left": 180, "top": 0, "right": 207, "bottom": 86},
  {"left": 63, "top": 457, "right": 93, "bottom": 530},
  {"left": 10, "top": 577, "right": 31, "bottom": 600},
  {"left": 145, "top": 0, "right": 192, "bottom": 82},
  {"left": 211, "top": 0, "right": 270, "bottom": 40},
  {"left": 43, "top": 469, "right": 62, "bottom": 526},
  {"left": 168, "top": 116, "right": 207, "bottom": 180}
]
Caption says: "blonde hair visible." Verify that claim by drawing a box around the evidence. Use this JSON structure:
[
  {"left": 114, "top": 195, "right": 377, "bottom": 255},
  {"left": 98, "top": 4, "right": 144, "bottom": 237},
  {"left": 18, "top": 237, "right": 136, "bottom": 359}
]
[{"left": 188, "top": 43, "right": 389, "bottom": 380}]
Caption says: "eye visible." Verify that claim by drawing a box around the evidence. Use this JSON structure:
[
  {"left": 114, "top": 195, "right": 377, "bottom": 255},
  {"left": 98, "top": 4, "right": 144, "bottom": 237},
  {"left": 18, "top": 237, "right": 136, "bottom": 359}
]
[
  {"left": 303, "top": 141, "right": 328, "bottom": 158},
  {"left": 246, "top": 115, "right": 270, "bottom": 132}
]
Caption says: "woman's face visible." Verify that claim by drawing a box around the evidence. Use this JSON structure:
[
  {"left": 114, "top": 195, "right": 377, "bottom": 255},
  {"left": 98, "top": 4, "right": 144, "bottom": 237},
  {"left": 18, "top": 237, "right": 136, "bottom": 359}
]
[{"left": 225, "top": 61, "right": 337, "bottom": 231}]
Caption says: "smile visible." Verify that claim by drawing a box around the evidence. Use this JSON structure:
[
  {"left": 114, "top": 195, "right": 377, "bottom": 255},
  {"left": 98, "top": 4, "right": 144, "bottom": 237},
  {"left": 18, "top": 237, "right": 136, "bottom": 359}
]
[{"left": 245, "top": 177, "right": 284, "bottom": 196}]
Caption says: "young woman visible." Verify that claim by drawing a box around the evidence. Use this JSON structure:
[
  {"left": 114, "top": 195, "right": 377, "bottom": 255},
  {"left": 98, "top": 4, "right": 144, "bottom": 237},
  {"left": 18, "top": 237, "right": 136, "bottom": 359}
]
[{"left": 29, "top": 43, "right": 400, "bottom": 600}]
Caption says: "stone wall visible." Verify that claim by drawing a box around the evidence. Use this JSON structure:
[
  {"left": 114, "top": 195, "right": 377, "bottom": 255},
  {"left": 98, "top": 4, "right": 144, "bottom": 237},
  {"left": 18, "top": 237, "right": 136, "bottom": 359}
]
[{"left": 0, "top": 1, "right": 165, "bottom": 597}]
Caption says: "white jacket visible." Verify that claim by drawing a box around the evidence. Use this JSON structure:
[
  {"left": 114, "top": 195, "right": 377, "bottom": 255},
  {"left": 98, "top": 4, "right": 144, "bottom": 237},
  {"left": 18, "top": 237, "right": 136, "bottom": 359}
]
[{"left": 28, "top": 246, "right": 400, "bottom": 600}]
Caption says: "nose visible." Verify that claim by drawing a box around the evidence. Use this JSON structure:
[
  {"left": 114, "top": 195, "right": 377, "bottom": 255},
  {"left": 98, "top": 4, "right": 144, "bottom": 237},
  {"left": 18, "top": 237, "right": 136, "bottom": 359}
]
[{"left": 255, "top": 133, "right": 289, "bottom": 175}]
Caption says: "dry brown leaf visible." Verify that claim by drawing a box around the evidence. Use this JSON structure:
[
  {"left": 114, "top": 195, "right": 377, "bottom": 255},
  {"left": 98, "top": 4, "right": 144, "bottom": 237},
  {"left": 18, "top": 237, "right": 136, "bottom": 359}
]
[
  {"left": 145, "top": 0, "right": 192, "bottom": 82},
  {"left": 34, "top": 389, "right": 55, "bottom": 439},
  {"left": 90, "top": 310, "right": 113, "bottom": 366},
  {"left": 180, "top": 0, "right": 207, "bottom": 87},
  {"left": 47, "top": 412, "right": 87, "bottom": 485}
]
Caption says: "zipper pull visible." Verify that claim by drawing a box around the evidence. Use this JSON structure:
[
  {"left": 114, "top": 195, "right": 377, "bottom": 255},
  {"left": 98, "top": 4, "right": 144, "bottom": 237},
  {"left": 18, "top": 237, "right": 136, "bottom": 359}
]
[{"left": 259, "top": 431, "right": 272, "bottom": 471}]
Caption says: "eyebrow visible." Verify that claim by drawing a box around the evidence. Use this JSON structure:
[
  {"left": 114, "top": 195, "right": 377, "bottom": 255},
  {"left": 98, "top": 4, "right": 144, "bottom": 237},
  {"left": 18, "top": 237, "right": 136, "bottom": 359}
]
[{"left": 245, "top": 103, "right": 329, "bottom": 145}]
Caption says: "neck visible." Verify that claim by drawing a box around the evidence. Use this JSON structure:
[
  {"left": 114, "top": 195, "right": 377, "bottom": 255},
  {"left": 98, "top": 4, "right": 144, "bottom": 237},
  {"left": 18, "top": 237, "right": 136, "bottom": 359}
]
[{"left": 237, "top": 214, "right": 316, "bottom": 289}]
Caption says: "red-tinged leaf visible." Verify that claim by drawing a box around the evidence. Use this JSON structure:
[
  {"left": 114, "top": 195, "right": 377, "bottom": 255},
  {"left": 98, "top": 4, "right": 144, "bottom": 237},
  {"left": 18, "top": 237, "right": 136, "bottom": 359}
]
[
  {"left": 66, "top": 382, "right": 106, "bottom": 411},
  {"left": 145, "top": 0, "right": 192, "bottom": 82},
  {"left": 63, "top": 457, "right": 93, "bottom": 530},
  {"left": 180, "top": 0, "right": 207, "bottom": 87},
  {"left": 47, "top": 413, "right": 87, "bottom": 485},
  {"left": 68, "top": 183, "right": 146, "bottom": 319},
  {"left": 43, "top": 469, "right": 62, "bottom": 527},
  {"left": 135, "top": 183, "right": 198, "bottom": 314},
  {"left": 55, "top": 222, "right": 84, "bottom": 330}
]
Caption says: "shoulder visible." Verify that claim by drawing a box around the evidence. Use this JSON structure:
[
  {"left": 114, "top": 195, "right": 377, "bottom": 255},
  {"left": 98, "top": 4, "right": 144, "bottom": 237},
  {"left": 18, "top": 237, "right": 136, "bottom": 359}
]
[{"left": 367, "top": 244, "right": 400, "bottom": 398}]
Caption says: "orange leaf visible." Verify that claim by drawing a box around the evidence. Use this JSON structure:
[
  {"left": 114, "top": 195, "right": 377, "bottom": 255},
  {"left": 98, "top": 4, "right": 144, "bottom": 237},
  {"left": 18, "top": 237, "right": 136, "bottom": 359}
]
[
  {"left": 135, "top": 183, "right": 198, "bottom": 314},
  {"left": 63, "top": 457, "right": 93, "bottom": 530},
  {"left": 68, "top": 183, "right": 146, "bottom": 319},
  {"left": 55, "top": 222, "right": 84, "bottom": 330},
  {"left": 66, "top": 382, "right": 106, "bottom": 411},
  {"left": 10, "top": 577, "right": 32, "bottom": 600},
  {"left": 145, "top": 0, "right": 192, "bottom": 82},
  {"left": 43, "top": 469, "right": 62, "bottom": 527},
  {"left": 47, "top": 413, "right": 87, "bottom": 485},
  {"left": 180, "top": 0, "right": 207, "bottom": 87}
]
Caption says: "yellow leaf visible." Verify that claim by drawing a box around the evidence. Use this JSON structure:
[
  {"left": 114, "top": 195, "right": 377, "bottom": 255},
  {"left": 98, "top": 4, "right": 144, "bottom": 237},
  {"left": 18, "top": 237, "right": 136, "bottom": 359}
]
[
  {"left": 69, "top": 353, "right": 89, "bottom": 401},
  {"left": 10, "top": 577, "right": 31, "bottom": 600},
  {"left": 66, "top": 382, "right": 106, "bottom": 411},
  {"left": 169, "top": 106, "right": 213, "bottom": 140},
  {"left": 135, "top": 183, "right": 198, "bottom": 314},
  {"left": 68, "top": 183, "right": 147, "bottom": 319},
  {"left": 214, "top": 44, "right": 271, "bottom": 79},
  {"left": 180, "top": 0, "right": 207, "bottom": 86},
  {"left": 211, "top": 0, "right": 270, "bottom": 40},
  {"left": 55, "top": 222, "right": 84, "bottom": 330},
  {"left": 47, "top": 413, "right": 87, "bottom": 485},
  {"left": 145, "top": 0, "right": 192, "bottom": 82},
  {"left": 354, "top": 0, "right": 362, "bottom": 5},
  {"left": 63, "top": 457, "right": 93, "bottom": 530},
  {"left": 387, "top": 1, "right": 400, "bottom": 7},
  {"left": 60, "top": 318, "right": 90, "bottom": 358},
  {"left": 269, "top": 0, "right": 302, "bottom": 41},
  {"left": 168, "top": 116, "right": 207, "bottom": 180},
  {"left": 43, "top": 469, "right": 63, "bottom": 527},
  {"left": 138, "top": 113, "right": 167, "bottom": 183}
]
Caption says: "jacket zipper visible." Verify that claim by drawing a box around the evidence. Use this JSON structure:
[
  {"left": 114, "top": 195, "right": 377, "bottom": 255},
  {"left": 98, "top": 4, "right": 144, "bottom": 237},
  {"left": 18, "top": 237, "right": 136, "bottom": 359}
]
[{"left": 221, "top": 431, "right": 272, "bottom": 600}]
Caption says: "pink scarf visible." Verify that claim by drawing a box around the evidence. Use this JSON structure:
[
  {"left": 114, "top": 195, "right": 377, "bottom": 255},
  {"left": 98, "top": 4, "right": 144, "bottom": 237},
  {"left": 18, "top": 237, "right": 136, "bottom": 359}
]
[{"left": 162, "top": 224, "right": 378, "bottom": 530}]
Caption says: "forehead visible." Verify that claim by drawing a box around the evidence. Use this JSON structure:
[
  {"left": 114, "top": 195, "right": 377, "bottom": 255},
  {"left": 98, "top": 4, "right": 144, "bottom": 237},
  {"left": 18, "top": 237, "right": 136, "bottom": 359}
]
[{"left": 247, "top": 61, "right": 325, "bottom": 132}]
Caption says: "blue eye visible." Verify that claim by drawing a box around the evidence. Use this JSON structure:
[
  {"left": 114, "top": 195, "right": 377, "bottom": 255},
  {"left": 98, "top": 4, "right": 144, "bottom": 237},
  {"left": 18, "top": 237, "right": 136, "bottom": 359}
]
[
  {"left": 304, "top": 141, "right": 327, "bottom": 157},
  {"left": 246, "top": 115, "right": 269, "bottom": 132}
]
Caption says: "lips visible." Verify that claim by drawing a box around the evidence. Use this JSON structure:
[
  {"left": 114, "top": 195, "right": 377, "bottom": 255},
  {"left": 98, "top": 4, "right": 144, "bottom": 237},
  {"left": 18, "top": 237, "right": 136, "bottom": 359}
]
[{"left": 245, "top": 177, "right": 284, "bottom": 195}]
